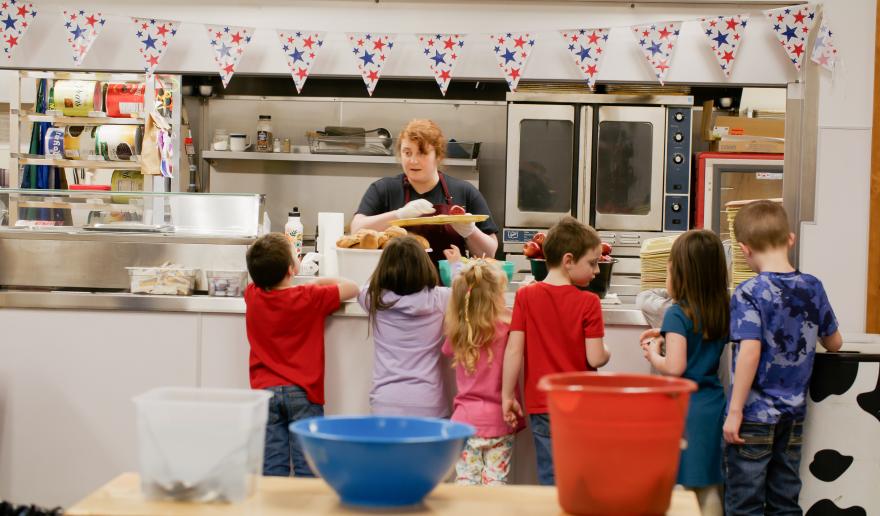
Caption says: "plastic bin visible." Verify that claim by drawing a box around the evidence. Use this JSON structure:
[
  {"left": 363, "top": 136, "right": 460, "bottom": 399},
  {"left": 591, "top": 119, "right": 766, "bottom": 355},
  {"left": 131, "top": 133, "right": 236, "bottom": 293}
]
[
  {"left": 336, "top": 247, "right": 383, "bottom": 287},
  {"left": 539, "top": 372, "right": 696, "bottom": 515},
  {"left": 127, "top": 267, "right": 197, "bottom": 296},
  {"left": 133, "top": 387, "right": 272, "bottom": 503},
  {"left": 206, "top": 270, "right": 248, "bottom": 297}
]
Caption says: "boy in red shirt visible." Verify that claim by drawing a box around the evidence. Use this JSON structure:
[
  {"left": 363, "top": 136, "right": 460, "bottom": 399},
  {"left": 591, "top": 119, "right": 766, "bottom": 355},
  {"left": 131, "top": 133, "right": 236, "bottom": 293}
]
[
  {"left": 501, "top": 216, "right": 610, "bottom": 485},
  {"left": 245, "top": 233, "right": 358, "bottom": 477}
]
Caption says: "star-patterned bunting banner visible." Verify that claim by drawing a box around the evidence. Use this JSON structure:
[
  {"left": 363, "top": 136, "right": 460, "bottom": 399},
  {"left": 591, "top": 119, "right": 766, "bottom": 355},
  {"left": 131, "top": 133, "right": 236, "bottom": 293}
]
[
  {"left": 489, "top": 32, "right": 536, "bottom": 92},
  {"left": 416, "top": 33, "right": 465, "bottom": 96},
  {"left": 631, "top": 21, "right": 682, "bottom": 85},
  {"left": 810, "top": 17, "right": 837, "bottom": 72},
  {"left": 277, "top": 30, "right": 325, "bottom": 94},
  {"left": 62, "top": 9, "right": 105, "bottom": 66},
  {"left": 346, "top": 32, "right": 395, "bottom": 96},
  {"left": 131, "top": 17, "right": 179, "bottom": 75},
  {"left": 559, "top": 28, "right": 609, "bottom": 88},
  {"left": 205, "top": 24, "right": 254, "bottom": 88},
  {"left": 764, "top": 4, "right": 816, "bottom": 71},
  {"left": 699, "top": 15, "right": 748, "bottom": 78},
  {"left": 0, "top": 0, "right": 36, "bottom": 60}
]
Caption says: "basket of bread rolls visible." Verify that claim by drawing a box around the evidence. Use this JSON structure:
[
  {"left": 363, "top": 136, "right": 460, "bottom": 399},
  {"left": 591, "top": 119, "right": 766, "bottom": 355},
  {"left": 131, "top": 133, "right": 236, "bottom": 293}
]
[{"left": 335, "top": 227, "right": 430, "bottom": 285}]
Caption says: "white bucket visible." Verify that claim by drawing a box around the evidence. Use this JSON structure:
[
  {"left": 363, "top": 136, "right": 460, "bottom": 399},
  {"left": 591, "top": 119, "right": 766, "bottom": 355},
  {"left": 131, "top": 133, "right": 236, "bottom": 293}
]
[
  {"left": 133, "top": 387, "right": 272, "bottom": 503},
  {"left": 335, "top": 247, "right": 383, "bottom": 287}
]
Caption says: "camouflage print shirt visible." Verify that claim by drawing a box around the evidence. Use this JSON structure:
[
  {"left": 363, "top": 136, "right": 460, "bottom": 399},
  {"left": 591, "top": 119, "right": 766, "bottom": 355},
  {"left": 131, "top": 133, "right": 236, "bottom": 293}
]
[{"left": 729, "top": 271, "right": 839, "bottom": 423}]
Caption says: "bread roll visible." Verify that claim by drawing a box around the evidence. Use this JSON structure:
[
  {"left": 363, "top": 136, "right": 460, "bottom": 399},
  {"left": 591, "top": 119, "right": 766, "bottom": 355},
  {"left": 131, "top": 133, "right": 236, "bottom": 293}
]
[
  {"left": 411, "top": 234, "right": 430, "bottom": 250},
  {"left": 377, "top": 233, "right": 390, "bottom": 249},
  {"left": 357, "top": 229, "right": 380, "bottom": 249},
  {"left": 336, "top": 235, "right": 360, "bottom": 248},
  {"left": 384, "top": 225, "right": 407, "bottom": 238}
]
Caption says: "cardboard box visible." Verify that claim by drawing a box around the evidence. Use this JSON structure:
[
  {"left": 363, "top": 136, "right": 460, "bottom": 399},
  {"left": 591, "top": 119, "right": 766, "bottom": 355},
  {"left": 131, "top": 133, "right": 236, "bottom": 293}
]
[
  {"left": 713, "top": 137, "right": 785, "bottom": 154},
  {"left": 713, "top": 116, "right": 785, "bottom": 139}
]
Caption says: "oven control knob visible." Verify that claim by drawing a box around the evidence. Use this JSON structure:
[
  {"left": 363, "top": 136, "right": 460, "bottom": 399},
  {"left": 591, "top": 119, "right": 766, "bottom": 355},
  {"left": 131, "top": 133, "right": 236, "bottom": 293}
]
[
  {"left": 673, "top": 153, "right": 684, "bottom": 164},
  {"left": 673, "top": 132, "right": 684, "bottom": 142},
  {"left": 674, "top": 112, "right": 685, "bottom": 122},
  {"left": 671, "top": 202, "right": 682, "bottom": 213}
]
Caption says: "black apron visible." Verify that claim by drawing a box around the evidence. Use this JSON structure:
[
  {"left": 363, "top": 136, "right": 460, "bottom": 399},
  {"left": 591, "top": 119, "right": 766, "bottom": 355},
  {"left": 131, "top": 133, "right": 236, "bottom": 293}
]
[{"left": 403, "top": 172, "right": 468, "bottom": 264}]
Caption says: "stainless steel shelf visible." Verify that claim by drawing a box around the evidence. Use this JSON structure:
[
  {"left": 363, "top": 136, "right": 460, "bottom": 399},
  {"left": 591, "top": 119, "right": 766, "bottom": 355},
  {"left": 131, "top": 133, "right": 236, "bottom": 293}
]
[
  {"left": 19, "top": 70, "right": 146, "bottom": 82},
  {"left": 17, "top": 111, "right": 145, "bottom": 125},
  {"left": 202, "top": 148, "right": 478, "bottom": 167},
  {"left": 13, "top": 154, "right": 141, "bottom": 169}
]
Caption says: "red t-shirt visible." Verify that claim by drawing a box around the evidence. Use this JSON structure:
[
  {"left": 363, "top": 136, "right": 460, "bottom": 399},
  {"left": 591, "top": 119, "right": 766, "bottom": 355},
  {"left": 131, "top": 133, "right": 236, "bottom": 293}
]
[
  {"left": 244, "top": 283, "right": 341, "bottom": 404},
  {"left": 510, "top": 282, "right": 605, "bottom": 414}
]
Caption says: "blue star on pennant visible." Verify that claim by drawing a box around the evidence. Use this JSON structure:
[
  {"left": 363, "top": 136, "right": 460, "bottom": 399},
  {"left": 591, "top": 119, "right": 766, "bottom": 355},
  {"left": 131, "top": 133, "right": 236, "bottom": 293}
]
[
  {"left": 577, "top": 45, "right": 591, "bottom": 61},
  {"left": 3, "top": 15, "right": 17, "bottom": 30},
  {"left": 142, "top": 35, "right": 158, "bottom": 50},
  {"left": 648, "top": 41, "right": 663, "bottom": 55},
  {"left": 431, "top": 50, "right": 446, "bottom": 66},
  {"left": 501, "top": 48, "right": 516, "bottom": 63},
  {"left": 712, "top": 31, "right": 729, "bottom": 46},
  {"left": 70, "top": 25, "right": 86, "bottom": 40},
  {"left": 782, "top": 25, "right": 798, "bottom": 42},
  {"left": 359, "top": 50, "right": 375, "bottom": 65},
  {"left": 218, "top": 43, "right": 232, "bottom": 57},
  {"left": 289, "top": 48, "right": 304, "bottom": 62}
]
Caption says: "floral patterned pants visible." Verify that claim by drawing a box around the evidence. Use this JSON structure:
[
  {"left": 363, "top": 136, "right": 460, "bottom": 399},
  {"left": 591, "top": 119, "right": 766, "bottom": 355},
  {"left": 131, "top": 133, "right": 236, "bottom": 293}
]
[{"left": 454, "top": 434, "right": 515, "bottom": 486}]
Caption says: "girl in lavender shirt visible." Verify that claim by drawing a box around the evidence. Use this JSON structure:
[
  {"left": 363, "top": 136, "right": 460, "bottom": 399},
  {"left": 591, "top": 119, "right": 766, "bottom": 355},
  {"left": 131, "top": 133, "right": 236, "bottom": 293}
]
[
  {"left": 443, "top": 257, "right": 524, "bottom": 485},
  {"left": 358, "top": 236, "right": 453, "bottom": 417}
]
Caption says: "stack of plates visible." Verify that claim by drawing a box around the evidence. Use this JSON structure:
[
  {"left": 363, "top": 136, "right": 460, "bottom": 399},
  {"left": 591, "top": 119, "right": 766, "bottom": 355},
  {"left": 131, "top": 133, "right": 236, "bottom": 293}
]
[
  {"left": 726, "top": 198, "right": 784, "bottom": 288},
  {"left": 639, "top": 235, "right": 680, "bottom": 291}
]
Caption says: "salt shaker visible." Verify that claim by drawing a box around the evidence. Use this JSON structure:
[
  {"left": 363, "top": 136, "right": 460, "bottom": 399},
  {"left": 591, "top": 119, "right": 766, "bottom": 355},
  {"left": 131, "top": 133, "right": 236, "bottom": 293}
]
[
  {"left": 273, "top": 138, "right": 282, "bottom": 153},
  {"left": 282, "top": 138, "right": 291, "bottom": 153}
]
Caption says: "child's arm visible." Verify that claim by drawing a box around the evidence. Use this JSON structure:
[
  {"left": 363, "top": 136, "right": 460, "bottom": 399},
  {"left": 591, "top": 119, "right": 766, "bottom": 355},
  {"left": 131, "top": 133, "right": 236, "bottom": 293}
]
[
  {"left": 723, "top": 339, "right": 761, "bottom": 445},
  {"left": 501, "top": 330, "right": 525, "bottom": 427},
  {"left": 643, "top": 332, "right": 686, "bottom": 376},
  {"left": 313, "top": 277, "right": 359, "bottom": 302},
  {"left": 585, "top": 338, "right": 610, "bottom": 368},
  {"left": 820, "top": 330, "right": 843, "bottom": 352}
]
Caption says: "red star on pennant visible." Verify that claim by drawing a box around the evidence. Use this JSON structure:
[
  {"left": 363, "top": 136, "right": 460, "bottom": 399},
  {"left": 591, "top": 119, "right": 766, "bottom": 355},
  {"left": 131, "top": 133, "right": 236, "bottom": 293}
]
[
  {"left": 287, "top": 36, "right": 294, "bottom": 44},
  {"left": 223, "top": 63, "right": 235, "bottom": 75},
  {"left": 588, "top": 32, "right": 600, "bottom": 44},
  {"left": 162, "top": 41, "right": 168, "bottom": 47},
  {"left": 231, "top": 32, "right": 243, "bottom": 44},
  {"left": 16, "top": 5, "right": 27, "bottom": 16},
  {"left": 513, "top": 36, "right": 526, "bottom": 48},
  {"left": 6, "top": 35, "right": 17, "bottom": 47},
  {"left": 658, "top": 26, "right": 671, "bottom": 39},
  {"left": 309, "top": 52, "right": 314, "bottom": 59},
  {"left": 792, "top": 43, "right": 804, "bottom": 57},
  {"left": 509, "top": 67, "right": 521, "bottom": 79},
  {"left": 497, "top": 36, "right": 505, "bottom": 45},
  {"left": 86, "top": 15, "right": 98, "bottom": 27},
  {"left": 777, "top": 15, "right": 784, "bottom": 22},
  {"left": 69, "top": 13, "right": 77, "bottom": 20},
  {"left": 156, "top": 25, "right": 169, "bottom": 37},
  {"left": 726, "top": 19, "right": 738, "bottom": 31},
  {"left": 451, "top": 53, "right": 457, "bottom": 60},
  {"left": 793, "top": 11, "right": 806, "bottom": 24},
  {"left": 357, "top": 38, "right": 364, "bottom": 46},
  {"left": 586, "top": 64, "right": 598, "bottom": 76},
  {"left": 373, "top": 39, "right": 385, "bottom": 51},
  {"left": 721, "top": 50, "right": 735, "bottom": 63},
  {"left": 427, "top": 39, "right": 434, "bottom": 46},
  {"left": 296, "top": 67, "right": 308, "bottom": 80},
  {"left": 596, "top": 47, "right": 603, "bottom": 54},
  {"left": 709, "top": 20, "right": 717, "bottom": 27},
  {"left": 367, "top": 69, "right": 379, "bottom": 82},
  {"left": 147, "top": 54, "right": 160, "bottom": 67},
  {"left": 215, "top": 32, "right": 222, "bottom": 39},
  {"left": 444, "top": 37, "right": 455, "bottom": 49},
  {"left": 1, "top": 3, "right": 9, "bottom": 10},
  {"left": 570, "top": 34, "right": 578, "bottom": 42},
  {"left": 439, "top": 69, "right": 451, "bottom": 81},
  {"left": 656, "top": 59, "right": 670, "bottom": 73},
  {"left": 734, "top": 33, "right": 741, "bottom": 40},
  {"left": 303, "top": 36, "right": 315, "bottom": 49},
  {"left": 642, "top": 30, "right": 650, "bottom": 37}
]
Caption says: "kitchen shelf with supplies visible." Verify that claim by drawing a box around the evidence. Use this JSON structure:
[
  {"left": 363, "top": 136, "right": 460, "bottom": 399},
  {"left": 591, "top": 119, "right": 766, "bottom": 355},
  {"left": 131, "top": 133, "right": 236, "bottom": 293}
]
[
  {"left": 202, "top": 148, "right": 478, "bottom": 168},
  {"left": 15, "top": 111, "right": 146, "bottom": 125},
  {"left": 12, "top": 154, "right": 142, "bottom": 170}
]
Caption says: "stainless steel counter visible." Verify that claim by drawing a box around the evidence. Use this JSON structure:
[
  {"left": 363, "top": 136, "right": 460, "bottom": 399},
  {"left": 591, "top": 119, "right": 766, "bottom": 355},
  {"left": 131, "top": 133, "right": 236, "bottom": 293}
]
[{"left": 0, "top": 290, "right": 649, "bottom": 326}]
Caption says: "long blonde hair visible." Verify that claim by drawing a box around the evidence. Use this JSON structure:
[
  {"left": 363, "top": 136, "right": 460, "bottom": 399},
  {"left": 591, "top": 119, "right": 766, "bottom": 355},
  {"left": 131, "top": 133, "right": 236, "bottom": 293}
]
[{"left": 444, "top": 260, "right": 508, "bottom": 374}]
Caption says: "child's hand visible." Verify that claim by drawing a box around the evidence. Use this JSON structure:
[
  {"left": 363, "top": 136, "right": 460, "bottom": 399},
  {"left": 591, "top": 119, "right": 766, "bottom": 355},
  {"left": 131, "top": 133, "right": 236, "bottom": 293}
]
[
  {"left": 723, "top": 411, "right": 745, "bottom": 445},
  {"left": 443, "top": 244, "right": 463, "bottom": 263},
  {"left": 502, "top": 397, "right": 523, "bottom": 428},
  {"left": 639, "top": 328, "right": 661, "bottom": 344}
]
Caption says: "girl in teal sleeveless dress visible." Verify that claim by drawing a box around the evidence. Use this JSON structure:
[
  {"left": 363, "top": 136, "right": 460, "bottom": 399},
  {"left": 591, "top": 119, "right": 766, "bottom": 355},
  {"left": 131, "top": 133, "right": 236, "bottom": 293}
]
[{"left": 640, "top": 230, "right": 728, "bottom": 516}]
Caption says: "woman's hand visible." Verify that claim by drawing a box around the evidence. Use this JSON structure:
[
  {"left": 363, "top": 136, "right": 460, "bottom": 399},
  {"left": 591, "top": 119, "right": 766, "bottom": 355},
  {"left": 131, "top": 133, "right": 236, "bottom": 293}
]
[
  {"left": 443, "top": 244, "right": 462, "bottom": 263},
  {"left": 450, "top": 213, "right": 476, "bottom": 238},
  {"left": 395, "top": 199, "right": 435, "bottom": 219}
]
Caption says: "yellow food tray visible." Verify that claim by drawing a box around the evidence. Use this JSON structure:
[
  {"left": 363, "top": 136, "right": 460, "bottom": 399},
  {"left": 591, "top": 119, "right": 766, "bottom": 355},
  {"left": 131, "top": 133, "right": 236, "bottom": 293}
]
[{"left": 390, "top": 214, "right": 489, "bottom": 227}]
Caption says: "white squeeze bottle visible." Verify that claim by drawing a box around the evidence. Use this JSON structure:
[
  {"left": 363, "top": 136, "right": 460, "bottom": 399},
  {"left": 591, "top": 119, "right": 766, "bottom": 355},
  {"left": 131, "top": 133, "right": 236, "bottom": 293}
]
[{"left": 285, "top": 207, "right": 304, "bottom": 260}]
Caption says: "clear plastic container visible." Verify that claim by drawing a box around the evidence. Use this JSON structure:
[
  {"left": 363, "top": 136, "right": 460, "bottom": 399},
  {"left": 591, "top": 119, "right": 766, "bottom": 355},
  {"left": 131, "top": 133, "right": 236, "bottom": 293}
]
[
  {"left": 206, "top": 270, "right": 248, "bottom": 297},
  {"left": 127, "top": 267, "right": 197, "bottom": 296},
  {"left": 133, "top": 387, "right": 272, "bottom": 503}
]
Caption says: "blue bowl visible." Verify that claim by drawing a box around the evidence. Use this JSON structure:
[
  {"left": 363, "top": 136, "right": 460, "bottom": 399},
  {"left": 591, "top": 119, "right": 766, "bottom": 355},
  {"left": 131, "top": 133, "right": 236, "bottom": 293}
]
[{"left": 290, "top": 416, "right": 474, "bottom": 508}]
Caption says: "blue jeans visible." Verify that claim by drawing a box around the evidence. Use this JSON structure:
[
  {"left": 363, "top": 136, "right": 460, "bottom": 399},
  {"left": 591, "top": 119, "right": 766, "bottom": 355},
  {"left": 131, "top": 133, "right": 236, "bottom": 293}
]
[
  {"left": 263, "top": 385, "right": 323, "bottom": 477},
  {"left": 724, "top": 418, "right": 804, "bottom": 516},
  {"left": 529, "top": 414, "right": 555, "bottom": 485}
]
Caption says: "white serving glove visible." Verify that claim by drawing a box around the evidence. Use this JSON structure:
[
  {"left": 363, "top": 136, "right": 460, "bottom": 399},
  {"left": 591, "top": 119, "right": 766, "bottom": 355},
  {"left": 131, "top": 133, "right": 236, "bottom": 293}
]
[
  {"left": 451, "top": 217, "right": 477, "bottom": 238},
  {"left": 395, "top": 198, "right": 436, "bottom": 219}
]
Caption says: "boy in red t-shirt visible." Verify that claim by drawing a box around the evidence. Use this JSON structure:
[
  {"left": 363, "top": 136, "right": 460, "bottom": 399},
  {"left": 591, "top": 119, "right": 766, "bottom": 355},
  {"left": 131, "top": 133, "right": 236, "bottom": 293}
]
[
  {"left": 501, "top": 216, "right": 610, "bottom": 485},
  {"left": 244, "top": 233, "right": 357, "bottom": 477}
]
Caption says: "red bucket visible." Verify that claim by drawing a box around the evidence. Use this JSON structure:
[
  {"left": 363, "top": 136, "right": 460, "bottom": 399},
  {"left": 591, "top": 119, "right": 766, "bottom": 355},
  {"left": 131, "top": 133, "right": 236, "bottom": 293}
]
[{"left": 538, "top": 372, "right": 696, "bottom": 516}]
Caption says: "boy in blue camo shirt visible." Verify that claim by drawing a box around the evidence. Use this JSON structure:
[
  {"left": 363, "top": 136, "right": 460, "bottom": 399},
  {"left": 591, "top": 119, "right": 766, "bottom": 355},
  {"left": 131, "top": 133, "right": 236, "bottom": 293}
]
[{"left": 723, "top": 200, "right": 842, "bottom": 515}]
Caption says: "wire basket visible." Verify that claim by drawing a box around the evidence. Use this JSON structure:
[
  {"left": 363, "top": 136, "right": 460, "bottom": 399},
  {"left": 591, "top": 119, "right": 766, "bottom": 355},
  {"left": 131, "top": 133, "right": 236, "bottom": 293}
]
[{"left": 308, "top": 134, "right": 394, "bottom": 156}]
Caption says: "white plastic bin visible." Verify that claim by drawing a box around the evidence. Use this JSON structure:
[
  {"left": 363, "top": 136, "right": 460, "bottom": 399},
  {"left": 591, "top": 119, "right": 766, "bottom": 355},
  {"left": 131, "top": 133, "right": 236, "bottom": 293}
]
[
  {"left": 133, "top": 387, "right": 272, "bottom": 503},
  {"left": 335, "top": 247, "right": 382, "bottom": 287},
  {"left": 127, "top": 267, "right": 197, "bottom": 296},
  {"left": 206, "top": 270, "right": 248, "bottom": 297}
]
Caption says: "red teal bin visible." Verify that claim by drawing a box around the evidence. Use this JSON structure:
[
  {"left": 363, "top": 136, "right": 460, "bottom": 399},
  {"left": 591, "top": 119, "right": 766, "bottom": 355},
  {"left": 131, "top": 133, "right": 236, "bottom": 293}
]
[{"left": 538, "top": 372, "right": 697, "bottom": 515}]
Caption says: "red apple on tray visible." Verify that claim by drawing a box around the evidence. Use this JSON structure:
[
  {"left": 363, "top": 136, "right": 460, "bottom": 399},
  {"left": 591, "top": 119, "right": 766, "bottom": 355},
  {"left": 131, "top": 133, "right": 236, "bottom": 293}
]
[{"left": 449, "top": 204, "right": 466, "bottom": 216}]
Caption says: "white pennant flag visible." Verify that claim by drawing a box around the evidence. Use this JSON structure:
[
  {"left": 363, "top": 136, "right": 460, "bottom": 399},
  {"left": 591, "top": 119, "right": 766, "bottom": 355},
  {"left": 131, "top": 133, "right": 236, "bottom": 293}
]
[
  {"left": 62, "top": 9, "right": 106, "bottom": 66},
  {"left": 631, "top": 21, "right": 682, "bottom": 85},
  {"left": 205, "top": 24, "right": 255, "bottom": 88}
]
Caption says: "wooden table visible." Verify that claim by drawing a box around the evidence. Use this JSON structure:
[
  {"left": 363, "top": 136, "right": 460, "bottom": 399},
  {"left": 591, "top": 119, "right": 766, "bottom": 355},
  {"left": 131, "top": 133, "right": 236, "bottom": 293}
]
[{"left": 67, "top": 473, "right": 701, "bottom": 515}]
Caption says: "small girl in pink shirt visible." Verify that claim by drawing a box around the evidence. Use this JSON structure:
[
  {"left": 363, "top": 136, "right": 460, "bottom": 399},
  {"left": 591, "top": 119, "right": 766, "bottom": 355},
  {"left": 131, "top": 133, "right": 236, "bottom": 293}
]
[{"left": 442, "top": 254, "right": 524, "bottom": 486}]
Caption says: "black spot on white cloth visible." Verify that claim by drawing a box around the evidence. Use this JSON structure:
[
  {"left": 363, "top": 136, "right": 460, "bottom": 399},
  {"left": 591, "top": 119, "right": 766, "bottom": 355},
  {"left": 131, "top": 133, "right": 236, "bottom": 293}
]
[
  {"left": 856, "top": 369, "right": 880, "bottom": 423},
  {"left": 808, "top": 449, "right": 854, "bottom": 482},
  {"left": 805, "top": 499, "right": 867, "bottom": 516},
  {"left": 810, "top": 357, "right": 859, "bottom": 402}
]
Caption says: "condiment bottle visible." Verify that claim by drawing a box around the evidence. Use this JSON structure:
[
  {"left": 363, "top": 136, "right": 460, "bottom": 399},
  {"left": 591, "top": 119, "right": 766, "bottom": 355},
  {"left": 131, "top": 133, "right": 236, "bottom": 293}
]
[
  {"left": 273, "top": 138, "right": 282, "bottom": 153},
  {"left": 285, "top": 207, "right": 304, "bottom": 260},
  {"left": 256, "top": 115, "right": 272, "bottom": 152},
  {"left": 282, "top": 138, "right": 291, "bottom": 153}
]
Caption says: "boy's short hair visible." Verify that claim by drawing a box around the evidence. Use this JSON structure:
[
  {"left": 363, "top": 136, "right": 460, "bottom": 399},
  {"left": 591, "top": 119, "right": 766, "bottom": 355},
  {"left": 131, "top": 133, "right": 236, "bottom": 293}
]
[
  {"left": 246, "top": 233, "right": 293, "bottom": 289},
  {"left": 733, "top": 200, "right": 790, "bottom": 252},
  {"left": 543, "top": 216, "right": 601, "bottom": 267}
]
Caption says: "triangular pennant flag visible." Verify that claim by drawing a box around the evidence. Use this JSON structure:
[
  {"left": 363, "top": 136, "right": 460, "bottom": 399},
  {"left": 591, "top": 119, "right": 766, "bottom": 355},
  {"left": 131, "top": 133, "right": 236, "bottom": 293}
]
[
  {"left": 346, "top": 33, "right": 395, "bottom": 96},
  {"left": 62, "top": 9, "right": 106, "bottom": 66},
  {"left": 810, "top": 17, "right": 838, "bottom": 72},
  {"left": 0, "top": 1, "right": 37, "bottom": 60},
  {"left": 416, "top": 33, "right": 465, "bottom": 96},
  {"left": 131, "top": 18, "right": 180, "bottom": 75},
  {"left": 559, "top": 28, "right": 609, "bottom": 88},
  {"left": 489, "top": 33, "right": 536, "bottom": 92},
  {"left": 205, "top": 24, "right": 255, "bottom": 88},
  {"left": 764, "top": 4, "right": 816, "bottom": 71},
  {"left": 631, "top": 22, "right": 682, "bottom": 85},
  {"left": 277, "top": 30, "right": 325, "bottom": 94},
  {"left": 699, "top": 15, "right": 748, "bottom": 78}
]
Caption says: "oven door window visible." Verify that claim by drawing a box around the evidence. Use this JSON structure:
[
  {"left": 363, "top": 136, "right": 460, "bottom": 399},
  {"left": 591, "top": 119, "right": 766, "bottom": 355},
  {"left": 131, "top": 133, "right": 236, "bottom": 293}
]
[
  {"left": 517, "top": 119, "right": 573, "bottom": 213},
  {"left": 595, "top": 121, "right": 654, "bottom": 216}
]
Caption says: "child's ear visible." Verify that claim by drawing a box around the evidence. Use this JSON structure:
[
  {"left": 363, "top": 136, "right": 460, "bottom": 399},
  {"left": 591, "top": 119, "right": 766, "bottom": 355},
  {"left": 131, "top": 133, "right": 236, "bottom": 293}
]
[
  {"left": 787, "top": 232, "right": 796, "bottom": 248},
  {"left": 738, "top": 242, "right": 751, "bottom": 258},
  {"left": 562, "top": 252, "right": 574, "bottom": 267}
]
